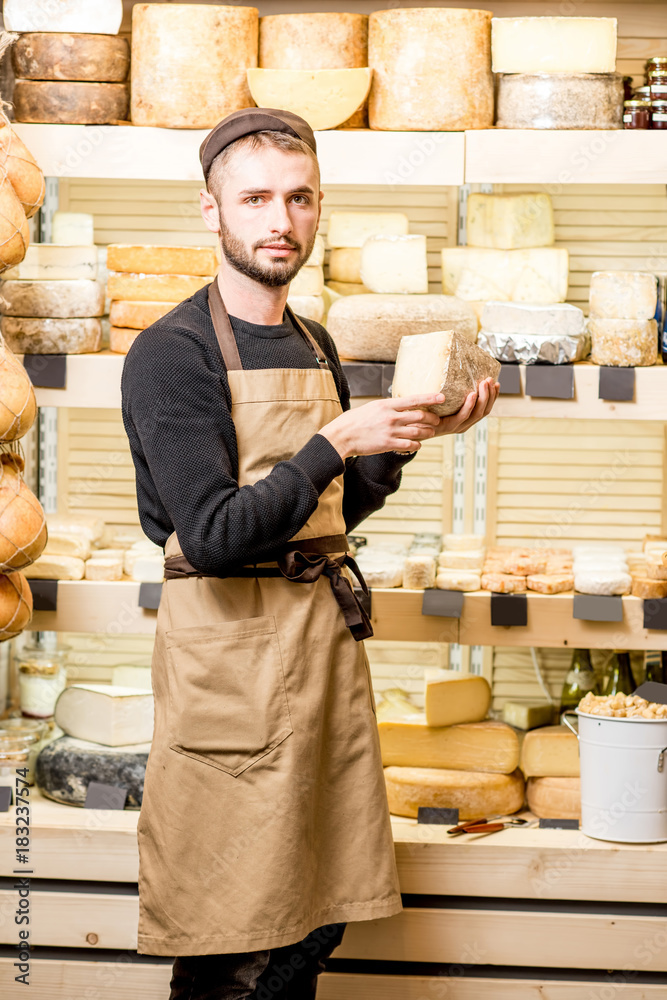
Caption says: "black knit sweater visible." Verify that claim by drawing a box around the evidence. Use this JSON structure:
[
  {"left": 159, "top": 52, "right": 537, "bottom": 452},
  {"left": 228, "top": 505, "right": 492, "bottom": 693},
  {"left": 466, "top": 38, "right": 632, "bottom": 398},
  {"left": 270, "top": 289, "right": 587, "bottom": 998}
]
[{"left": 121, "top": 284, "right": 413, "bottom": 575}]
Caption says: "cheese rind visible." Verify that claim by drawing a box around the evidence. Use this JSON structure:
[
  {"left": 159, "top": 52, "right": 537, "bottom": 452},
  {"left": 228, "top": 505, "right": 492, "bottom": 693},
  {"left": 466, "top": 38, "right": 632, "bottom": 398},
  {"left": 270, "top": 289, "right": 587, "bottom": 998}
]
[
  {"left": 2, "top": 245, "right": 97, "bottom": 281},
  {"left": 402, "top": 555, "right": 436, "bottom": 590},
  {"left": 491, "top": 17, "right": 617, "bottom": 74},
  {"left": 24, "top": 554, "right": 85, "bottom": 580},
  {"left": 467, "top": 193, "right": 554, "bottom": 251},
  {"left": 327, "top": 212, "right": 409, "bottom": 249},
  {"left": 108, "top": 301, "right": 173, "bottom": 330},
  {"left": 589, "top": 271, "right": 658, "bottom": 321},
  {"left": 0, "top": 278, "right": 104, "bottom": 318},
  {"left": 526, "top": 776, "right": 580, "bottom": 820},
  {"left": 481, "top": 302, "right": 584, "bottom": 338},
  {"left": 481, "top": 573, "right": 526, "bottom": 594},
  {"left": 360, "top": 235, "right": 428, "bottom": 295},
  {"left": 632, "top": 577, "right": 667, "bottom": 599},
  {"left": 14, "top": 80, "right": 129, "bottom": 125},
  {"left": 436, "top": 570, "right": 481, "bottom": 592},
  {"left": 246, "top": 68, "right": 372, "bottom": 132},
  {"left": 2, "top": 317, "right": 102, "bottom": 354},
  {"left": 502, "top": 701, "right": 554, "bottom": 731},
  {"left": 85, "top": 556, "right": 123, "bottom": 581},
  {"left": 385, "top": 765, "right": 525, "bottom": 820},
  {"left": 106, "top": 245, "right": 218, "bottom": 277},
  {"left": 378, "top": 716, "right": 520, "bottom": 773},
  {"left": 12, "top": 31, "right": 130, "bottom": 82},
  {"left": 35, "top": 736, "right": 149, "bottom": 808},
  {"left": 328, "top": 248, "right": 362, "bottom": 283},
  {"left": 107, "top": 273, "right": 211, "bottom": 303},
  {"left": 54, "top": 684, "right": 153, "bottom": 746},
  {"left": 574, "top": 570, "right": 632, "bottom": 596},
  {"left": 424, "top": 669, "right": 491, "bottom": 728},
  {"left": 527, "top": 574, "right": 574, "bottom": 594},
  {"left": 442, "top": 248, "right": 569, "bottom": 304},
  {"left": 589, "top": 318, "right": 658, "bottom": 367},
  {"left": 260, "top": 13, "right": 368, "bottom": 70},
  {"left": 4, "top": 0, "right": 123, "bottom": 34},
  {"left": 438, "top": 551, "right": 485, "bottom": 570},
  {"left": 288, "top": 266, "right": 324, "bottom": 297},
  {"left": 520, "top": 725, "right": 580, "bottom": 778},
  {"left": 495, "top": 73, "right": 624, "bottom": 131}
]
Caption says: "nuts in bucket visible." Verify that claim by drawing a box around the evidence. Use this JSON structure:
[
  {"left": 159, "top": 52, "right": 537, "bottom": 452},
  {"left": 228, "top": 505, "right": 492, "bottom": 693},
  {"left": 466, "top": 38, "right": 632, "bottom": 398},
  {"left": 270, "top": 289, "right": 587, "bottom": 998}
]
[{"left": 578, "top": 691, "right": 667, "bottom": 719}]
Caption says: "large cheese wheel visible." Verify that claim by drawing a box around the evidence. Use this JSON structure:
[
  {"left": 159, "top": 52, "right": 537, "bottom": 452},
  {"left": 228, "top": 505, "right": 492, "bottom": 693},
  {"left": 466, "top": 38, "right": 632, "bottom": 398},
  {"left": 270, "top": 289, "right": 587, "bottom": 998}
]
[
  {"left": 0, "top": 168, "right": 29, "bottom": 274},
  {"left": 0, "top": 279, "right": 105, "bottom": 318},
  {"left": 385, "top": 766, "right": 525, "bottom": 820},
  {"left": 106, "top": 245, "right": 218, "bottom": 277},
  {"left": 108, "top": 300, "right": 174, "bottom": 330},
  {"left": 526, "top": 776, "right": 581, "bottom": 820},
  {"left": 0, "top": 453, "right": 47, "bottom": 571},
  {"left": 368, "top": 9, "right": 494, "bottom": 130},
  {"left": 36, "top": 736, "right": 149, "bottom": 809},
  {"left": 0, "top": 120, "right": 45, "bottom": 220},
  {"left": 0, "top": 570, "right": 32, "bottom": 639},
  {"left": 12, "top": 33, "right": 130, "bottom": 83},
  {"left": 107, "top": 273, "right": 211, "bottom": 303},
  {"left": 131, "top": 4, "right": 258, "bottom": 129},
  {"left": 3, "top": 0, "right": 123, "bottom": 34},
  {"left": 1, "top": 317, "right": 103, "bottom": 355},
  {"left": 13, "top": 80, "right": 129, "bottom": 125},
  {"left": 495, "top": 73, "right": 624, "bottom": 130},
  {"left": 0, "top": 335, "right": 37, "bottom": 441}
]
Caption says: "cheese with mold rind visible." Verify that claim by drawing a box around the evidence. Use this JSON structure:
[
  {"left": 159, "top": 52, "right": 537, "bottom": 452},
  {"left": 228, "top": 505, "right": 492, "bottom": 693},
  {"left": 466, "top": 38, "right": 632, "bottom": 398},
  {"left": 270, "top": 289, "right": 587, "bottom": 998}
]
[
  {"left": 589, "top": 318, "right": 658, "bottom": 367},
  {"left": 526, "top": 776, "right": 581, "bottom": 820},
  {"left": 3, "top": 245, "right": 97, "bottom": 282},
  {"left": 1, "top": 278, "right": 104, "bottom": 318},
  {"left": 589, "top": 271, "right": 658, "bottom": 321},
  {"left": 2, "top": 317, "right": 102, "bottom": 354}
]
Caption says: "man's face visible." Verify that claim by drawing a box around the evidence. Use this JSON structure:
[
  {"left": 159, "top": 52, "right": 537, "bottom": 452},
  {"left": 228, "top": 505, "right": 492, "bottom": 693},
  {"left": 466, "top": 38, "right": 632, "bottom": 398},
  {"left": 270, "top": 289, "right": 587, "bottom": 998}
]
[{"left": 214, "top": 145, "right": 321, "bottom": 288}]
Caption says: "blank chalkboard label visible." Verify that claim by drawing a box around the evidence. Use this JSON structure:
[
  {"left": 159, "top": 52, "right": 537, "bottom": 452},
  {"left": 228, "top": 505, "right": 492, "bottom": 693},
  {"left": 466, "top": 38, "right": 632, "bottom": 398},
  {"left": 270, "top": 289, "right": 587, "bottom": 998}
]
[
  {"left": 342, "top": 363, "right": 383, "bottom": 397},
  {"left": 0, "top": 786, "right": 11, "bottom": 812},
  {"left": 138, "top": 582, "right": 162, "bottom": 610},
  {"left": 418, "top": 807, "right": 459, "bottom": 825},
  {"left": 28, "top": 579, "right": 58, "bottom": 612},
  {"left": 573, "top": 594, "right": 623, "bottom": 622},
  {"left": 634, "top": 681, "right": 667, "bottom": 705},
  {"left": 23, "top": 354, "right": 67, "bottom": 389},
  {"left": 422, "top": 589, "right": 464, "bottom": 619},
  {"left": 85, "top": 782, "right": 127, "bottom": 810},
  {"left": 599, "top": 366, "right": 635, "bottom": 402},
  {"left": 525, "top": 365, "right": 574, "bottom": 400},
  {"left": 382, "top": 363, "right": 396, "bottom": 399},
  {"left": 539, "top": 818, "right": 579, "bottom": 830},
  {"left": 491, "top": 593, "right": 528, "bottom": 627},
  {"left": 498, "top": 365, "right": 521, "bottom": 395},
  {"left": 643, "top": 598, "right": 667, "bottom": 631}
]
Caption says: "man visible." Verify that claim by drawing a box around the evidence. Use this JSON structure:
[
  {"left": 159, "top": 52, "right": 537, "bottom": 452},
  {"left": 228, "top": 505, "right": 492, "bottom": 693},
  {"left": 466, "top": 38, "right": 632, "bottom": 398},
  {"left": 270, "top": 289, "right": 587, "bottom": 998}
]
[{"left": 121, "top": 107, "right": 498, "bottom": 1000}]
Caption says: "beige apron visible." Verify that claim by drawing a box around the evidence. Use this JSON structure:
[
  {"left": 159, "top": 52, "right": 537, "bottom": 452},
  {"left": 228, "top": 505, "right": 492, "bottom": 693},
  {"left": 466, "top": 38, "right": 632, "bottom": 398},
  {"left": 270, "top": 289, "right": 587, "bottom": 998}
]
[{"left": 136, "top": 282, "right": 402, "bottom": 957}]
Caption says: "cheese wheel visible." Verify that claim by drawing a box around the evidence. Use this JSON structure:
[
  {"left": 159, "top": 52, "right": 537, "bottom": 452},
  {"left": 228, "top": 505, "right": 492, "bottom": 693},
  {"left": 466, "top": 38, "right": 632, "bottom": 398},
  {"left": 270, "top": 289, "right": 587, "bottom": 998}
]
[
  {"left": 288, "top": 266, "right": 324, "bottom": 297},
  {"left": 436, "top": 570, "right": 481, "bottom": 592},
  {"left": 328, "top": 248, "right": 362, "bottom": 284},
  {"left": 379, "top": 716, "right": 519, "bottom": 773},
  {"left": 109, "top": 326, "right": 140, "bottom": 355},
  {"left": 0, "top": 279, "right": 104, "bottom": 318},
  {"left": 495, "top": 73, "right": 624, "bottom": 130},
  {"left": 385, "top": 766, "right": 525, "bottom": 821},
  {"left": 107, "top": 273, "right": 211, "bottom": 303},
  {"left": 12, "top": 33, "right": 130, "bottom": 82},
  {"left": 0, "top": 122, "right": 45, "bottom": 220},
  {"left": 36, "top": 736, "right": 149, "bottom": 809},
  {"left": 0, "top": 570, "right": 32, "bottom": 639},
  {"left": 131, "top": 4, "right": 258, "bottom": 129},
  {"left": 631, "top": 577, "right": 667, "bottom": 599},
  {"left": 3, "top": 0, "right": 123, "bottom": 34},
  {"left": 13, "top": 80, "right": 129, "bottom": 125},
  {"left": 1, "top": 317, "right": 102, "bottom": 355},
  {"left": 108, "top": 301, "right": 173, "bottom": 330},
  {"left": 0, "top": 335, "right": 37, "bottom": 441},
  {"left": 526, "top": 777, "right": 581, "bottom": 820},
  {"left": 0, "top": 168, "right": 30, "bottom": 272},
  {"left": 589, "top": 318, "right": 658, "bottom": 368},
  {"left": 106, "top": 245, "right": 218, "bottom": 277},
  {"left": 368, "top": 9, "right": 493, "bottom": 130},
  {"left": 0, "top": 454, "right": 47, "bottom": 571},
  {"left": 85, "top": 556, "right": 123, "bottom": 581},
  {"left": 589, "top": 271, "right": 658, "bottom": 321}
]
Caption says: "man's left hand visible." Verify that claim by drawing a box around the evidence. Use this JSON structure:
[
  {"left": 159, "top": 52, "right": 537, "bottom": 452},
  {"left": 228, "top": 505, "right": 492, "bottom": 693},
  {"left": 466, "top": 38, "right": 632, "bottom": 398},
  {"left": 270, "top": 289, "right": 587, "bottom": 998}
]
[{"left": 433, "top": 377, "right": 500, "bottom": 437}]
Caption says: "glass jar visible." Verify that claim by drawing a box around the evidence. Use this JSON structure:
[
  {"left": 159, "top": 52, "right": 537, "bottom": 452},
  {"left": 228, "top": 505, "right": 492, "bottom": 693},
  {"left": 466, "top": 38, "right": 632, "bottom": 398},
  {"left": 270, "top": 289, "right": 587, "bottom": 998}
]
[
  {"left": 635, "top": 86, "right": 652, "bottom": 100},
  {"left": 623, "top": 100, "right": 651, "bottom": 129},
  {"left": 646, "top": 57, "right": 667, "bottom": 79},
  {"left": 17, "top": 641, "right": 69, "bottom": 720},
  {"left": 652, "top": 101, "right": 667, "bottom": 129},
  {"left": 0, "top": 730, "right": 41, "bottom": 788},
  {"left": 649, "top": 71, "right": 667, "bottom": 100}
]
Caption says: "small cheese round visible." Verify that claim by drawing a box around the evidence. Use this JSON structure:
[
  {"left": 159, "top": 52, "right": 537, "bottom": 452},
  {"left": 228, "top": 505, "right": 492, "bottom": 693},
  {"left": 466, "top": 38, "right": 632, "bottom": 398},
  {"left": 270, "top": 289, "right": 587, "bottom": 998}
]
[
  {"left": 109, "top": 326, "right": 140, "bottom": 355},
  {"left": 13, "top": 80, "right": 129, "bottom": 124},
  {"left": 631, "top": 577, "right": 667, "bottom": 599},
  {"left": 495, "top": 72, "right": 624, "bottom": 130},
  {"left": 1, "top": 278, "right": 104, "bottom": 318},
  {"left": 2, "top": 317, "right": 102, "bottom": 354},
  {"left": 12, "top": 32, "right": 130, "bottom": 82},
  {"left": 385, "top": 766, "right": 525, "bottom": 820},
  {"left": 526, "top": 776, "right": 580, "bottom": 820}
]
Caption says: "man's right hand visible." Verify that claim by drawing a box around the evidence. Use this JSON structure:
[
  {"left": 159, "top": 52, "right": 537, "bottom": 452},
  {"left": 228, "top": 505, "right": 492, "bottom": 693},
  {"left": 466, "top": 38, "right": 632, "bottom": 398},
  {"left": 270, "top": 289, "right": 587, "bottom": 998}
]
[{"left": 319, "top": 394, "right": 445, "bottom": 460}]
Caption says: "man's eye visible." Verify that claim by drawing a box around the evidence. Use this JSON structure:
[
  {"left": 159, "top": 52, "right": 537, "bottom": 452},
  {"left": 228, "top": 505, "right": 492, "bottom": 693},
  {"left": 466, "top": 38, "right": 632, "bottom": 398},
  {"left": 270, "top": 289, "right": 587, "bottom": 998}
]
[
  {"left": 247, "top": 196, "right": 262, "bottom": 205},
  {"left": 292, "top": 195, "right": 308, "bottom": 205}
]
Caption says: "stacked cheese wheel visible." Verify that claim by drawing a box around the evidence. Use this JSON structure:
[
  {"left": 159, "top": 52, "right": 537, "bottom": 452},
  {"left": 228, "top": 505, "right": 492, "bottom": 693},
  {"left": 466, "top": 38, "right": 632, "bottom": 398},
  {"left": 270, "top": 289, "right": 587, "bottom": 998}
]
[
  {"left": 588, "top": 271, "right": 658, "bottom": 367},
  {"left": 106, "top": 246, "right": 218, "bottom": 354},
  {"left": 492, "top": 16, "right": 624, "bottom": 129},
  {"left": 286, "top": 236, "right": 326, "bottom": 324},
  {"left": 521, "top": 725, "right": 581, "bottom": 820}
]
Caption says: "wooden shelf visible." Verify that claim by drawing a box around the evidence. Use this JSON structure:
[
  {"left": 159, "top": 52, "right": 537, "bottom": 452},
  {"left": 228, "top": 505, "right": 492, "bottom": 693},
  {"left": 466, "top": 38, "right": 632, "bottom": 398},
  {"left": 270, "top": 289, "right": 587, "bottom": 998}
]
[{"left": 24, "top": 351, "right": 124, "bottom": 409}]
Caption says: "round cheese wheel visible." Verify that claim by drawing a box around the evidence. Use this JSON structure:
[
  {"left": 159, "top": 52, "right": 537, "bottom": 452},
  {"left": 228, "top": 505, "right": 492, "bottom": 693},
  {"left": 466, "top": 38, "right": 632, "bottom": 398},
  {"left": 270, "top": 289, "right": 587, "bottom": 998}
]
[
  {"left": 13, "top": 80, "right": 129, "bottom": 124},
  {"left": 1, "top": 279, "right": 105, "bottom": 318},
  {"left": 632, "top": 577, "right": 667, "bottom": 599},
  {"left": 131, "top": 4, "right": 258, "bottom": 129},
  {"left": 36, "top": 735, "right": 149, "bottom": 809},
  {"left": 0, "top": 120, "right": 45, "bottom": 219},
  {"left": 0, "top": 453, "right": 47, "bottom": 572},
  {"left": 495, "top": 73, "right": 624, "bottom": 130},
  {"left": 0, "top": 570, "right": 32, "bottom": 639},
  {"left": 368, "top": 9, "right": 493, "bottom": 130},
  {"left": 1, "top": 317, "right": 103, "bottom": 355},
  {"left": 526, "top": 776, "right": 581, "bottom": 820},
  {"left": 109, "top": 326, "right": 140, "bottom": 354},
  {"left": 385, "top": 766, "right": 525, "bottom": 820},
  {"left": 0, "top": 167, "right": 29, "bottom": 272},
  {"left": 0, "top": 335, "right": 37, "bottom": 441},
  {"left": 12, "top": 32, "right": 130, "bottom": 82},
  {"left": 108, "top": 300, "right": 174, "bottom": 330}
]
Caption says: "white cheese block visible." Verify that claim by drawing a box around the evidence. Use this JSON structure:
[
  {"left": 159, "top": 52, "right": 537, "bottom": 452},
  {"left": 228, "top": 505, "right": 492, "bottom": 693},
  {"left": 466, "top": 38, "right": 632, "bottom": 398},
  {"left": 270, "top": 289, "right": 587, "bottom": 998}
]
[
  {"left": 574, "top": 570, "right": 632, "bottom": 596},
  {"left": 328, "top": 248, "right": 362, "bottom": 284},
  {"left": 491, "top": 17, "right": 617, "bottom": 74},
  {"left": 85, "top": 556, "right": 123, "bottom": 582},
  {"left": 130, "top": 554, "right": 165, "bottom": 584},
  {"left": 106, "top": 245, "right": 218, "bottom": 278},
  {"left": 51, "top": 212, "right": 94, "bottom": 245},
  {"left": 4, "top": 0, "right": 123, "bottom": 34},
  {"left": 481, "top": 301, "right": 584, "bottom": 338},
  {"left": 360, "top": 235, "right": 428, "bottom": 295},
  {"left": 424, "top": 669, "right": 491, "bottom": 727},
  {"left": 48, "top": 514, "right": 104, "bottom": 545},
  {"left": 520, "top": 725, "right": 580, "bottom": 778},
  {"left": 467, "top": 193, "right": 554, "bottom": 251},
  {"left": 289, "top": 266, "right": 324, "bottom": 297},
  {"left": 107, "top": 273, "right": 212, "bottom": 303},
  {"left": 444, "top": 533, "right": 486, "bottom": 551},
  {"left": 0, "top": 279, "right": 104, "bottom": 318},
  {"left": 502, "top": 701, "right": 554, "bottom": 731},
  {"left": 24, "top": 554, "right": 85, "bottom": 580},
  {"left": 438, "top": 551, "right": 485, "bottom": 570},
  {"left": 589, "top": 271, "right": 658, "bottom": 321},
  {"left": 526, "top": 776, "right": 581, "bottom": 820},
  {"left": 246, "top": 68, "right": 372, "bottom": 132},
  {"left": 442, "top": 248, "right": 569, "bottom": 304},
  {"left": 354, "top": 548, "right": 405, "bottom": 589},
  {"left": 55, "top": 684, "right": 153, "bottom": 746},
  {"left": 327, "top": 294, "right": 478, "bottom": 363},
  {"left": 112, "top": 665, "right": 152, "bottom": 689},
  {"left": 109, "top": 301, "right": 173, "bottom": 330},
  {"left": 385, "top": 765, "right": 525, "bottom": 821},
  {"left": 287, "top": 295, "right": 325, "bottom": 325},
  {"left": 326, "top": 281, "right": 370, "bottom": 297},
  {"left": 305, "top": 235, "right": 325, "bottom": 268},
  {"left": 3, "top": 245, "right": 98, "bottom": 282},
  {"left": 327, "top": 211, "right": 409, "bottom": 249},
  {"left": 436, "top": 570, "right": 481, "bottom": 592},
  {"left": 402, "top": 555, "right": 436, "bottom": 590},
  {"left": 589, "top": 318, "right": 658, "bottom": 367},
  {"left": 1, "top": 317, "right": 102, "bottom": 355},
  {"left": 44, "top": 531, "right": 91, "bottom": 560},
  {"left": 379, "top": 715, "right": 520, "bottom": 773}
]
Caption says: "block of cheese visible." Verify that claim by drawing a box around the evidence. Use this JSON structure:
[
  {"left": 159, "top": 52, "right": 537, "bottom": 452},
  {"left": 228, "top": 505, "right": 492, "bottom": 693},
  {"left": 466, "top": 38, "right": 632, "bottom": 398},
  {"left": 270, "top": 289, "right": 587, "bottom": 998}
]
[
  {"left": 436, "top": 570, "right": 481, "bottom": 592},
  {"left": 36, "top": 736, "right": 149, "bottom": 809},
  {"left": 589, "top": 271, "right": 658, "bottom": 321},
  {"left": 107, "top": 273, "right": 211, "bottom": 303},
  {"left": 385, "top": 766, "right": 525, "bottom": 820},
  {"left": 402, "top": 555, "right": 436, "bottom": 590},
  {"left": 574, "top": 570, "right": 631, "bottom": 596},
  {"left": 0, "top": 278, "right": 104, "bottom": 318},
  {"left": 392, "top": 329, "right": 500, "bottom": 416},
  {"left": 376, "top": 688, "right": 417, "bottom": 722},
  {"left": 305, "top": 235, "right": 325, "bottom": 268},
  {"left": 424, "top": 669, "right": 491, "bottom": 727},
  {"left": 632, "top": 577, "right": 667, "bottom": 598},
  {"left": 45, "top": 531, "right": 91, "bottom": 560},
  {"left": 109, "top": 301, "right": 173, "bottom": 330},
  {"left": 368, "top": 9, "right": 493, "bottom": 130},
  {"left": 481, "top": 573, "right": 527, "bottom": 594},
  {"left": 4, "top": 0, "right": 123, "bottom": 34},
  {"left": 502, "top": 701, "right": 554, "bottom": 731},
  {"left": 247, "top": 68, "right": 372, "bottom": 132},
  {"left": 526, "top": 776, "right": 580, "bottom": 820},
  {"left": 467, "top": 193, "right": 554, "bottom": 251},
  {"left": 48, "top": 514, "right": 104, "bottom": 545},
  {"left": 327, "top": 212, "right": 409, "bottom": 249},
  {"left": 491, "top": 17, "right": 617, "bottom": 74},
  {"left": 481, "top": 302, "right": 584, "bottom": 338},
  {"left": 286, "top": 295, "right": 325, "bottom": 325},
  {"left": 112, "top": 665, "right": 152, "bottom": 688},
  {"left": 589, "top": 318, "right": 657, "bottom": 368},
  {"left": 12, "top": 32, "right": 130, "bottom": 82},
  {"left": 328, "top": 248, "right": 362, "bottom": 284},
  {"left": 501, "top": 553, "right": 547, "bottom": 576},
  {"left": 360, "top": 235, "right": 428, "bottom": 295},
  {"left": 328, "top": 295, "right": 478, "bottom": 363},
  {"left": 2, "top": 317, "right": 102, "bottom": 355},
  {"left": 442, "top": 248, "right": 569, "bottom": 304},
  {"left": 444, "top": 533, "right": 485, "bottom": 552},
  {"left": 326, "top": 281, "right": 370, "bottom": 297},
  {"left": 527, "top": 574, "right": 574, "bottom": 594},
  {"left": 289, "top": 266, "right": 324, "bottom": 297},
  {"left": 646, "top": 557, "right": 667, "bottom": 581},
  {"left": 260, "top": 13, "right": 368, "bottom": 70},
  {"left": 354, "top": 549, "right": 405, "bottom": 589},
  {"left": 107, "top": 245, "right": 218, "bottom": 278},
  {"left": 24, "top": 554, "right": 85, "bottom": 580},
  {"left": 52, "top": 212, "right": 94, "bottom": 245},
  {"left": 13, "top": 80, "right": 129, "bottom": 125},
  {"left": 123, "top": 543, "right": 163, "bottom": 578},
  {"left": 496, "top": 73, "right": 624, "bottom": 131},
  {"left": 520, "top": 726, "right": 580, "bottom": 778},
  {"left": 378, "top": 716, "right": 520, "bottom": 773},
  {"left": 131, "top": 4, "right": 257, "bottom": 129},
  {"left": 130, "top": 554, "right": 165, "bottom": 584},
  {"left": 2, "top": 245, "right": 98, "bottom": 282},
  {"left": 85, "top": 556, "right": 123, "bottom": 581},
  {"left": 438, "top": 551, "right": 485, "bottom": 571}
]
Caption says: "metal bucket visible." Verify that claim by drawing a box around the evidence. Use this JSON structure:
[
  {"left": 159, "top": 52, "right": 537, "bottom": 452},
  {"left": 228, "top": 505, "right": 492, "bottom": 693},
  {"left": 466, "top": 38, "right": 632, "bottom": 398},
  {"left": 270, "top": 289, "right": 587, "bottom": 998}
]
[{"left": 563, "top": 711, "right": 667, "bottom": 843}]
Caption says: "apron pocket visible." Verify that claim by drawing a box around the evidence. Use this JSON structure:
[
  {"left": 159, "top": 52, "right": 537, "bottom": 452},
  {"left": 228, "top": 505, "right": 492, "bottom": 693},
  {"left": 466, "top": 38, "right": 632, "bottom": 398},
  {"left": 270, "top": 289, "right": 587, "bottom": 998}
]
[{"left": 165, "top": 614, "right": 292, "bottom": 776}]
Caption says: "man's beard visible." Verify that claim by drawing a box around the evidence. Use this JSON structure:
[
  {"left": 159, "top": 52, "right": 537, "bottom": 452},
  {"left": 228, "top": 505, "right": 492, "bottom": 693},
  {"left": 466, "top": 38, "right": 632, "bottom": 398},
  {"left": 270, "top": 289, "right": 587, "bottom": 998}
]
[{"left": 219, "top": 216, "right": 315, "bottom": 288}]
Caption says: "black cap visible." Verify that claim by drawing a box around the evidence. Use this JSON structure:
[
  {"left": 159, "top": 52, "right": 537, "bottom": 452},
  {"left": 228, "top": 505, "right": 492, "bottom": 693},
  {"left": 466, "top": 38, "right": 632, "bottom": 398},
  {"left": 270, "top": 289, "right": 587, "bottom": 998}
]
[{"left": 199, "top": 107, "right": 318, "bottom": 182}]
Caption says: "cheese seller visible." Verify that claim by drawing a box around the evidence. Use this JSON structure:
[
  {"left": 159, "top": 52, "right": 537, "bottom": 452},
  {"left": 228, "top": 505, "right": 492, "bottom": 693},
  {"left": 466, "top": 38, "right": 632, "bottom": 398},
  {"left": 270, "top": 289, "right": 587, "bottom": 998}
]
[{"left": 121, "top": 108, "right": 499, "bottom": 1000}]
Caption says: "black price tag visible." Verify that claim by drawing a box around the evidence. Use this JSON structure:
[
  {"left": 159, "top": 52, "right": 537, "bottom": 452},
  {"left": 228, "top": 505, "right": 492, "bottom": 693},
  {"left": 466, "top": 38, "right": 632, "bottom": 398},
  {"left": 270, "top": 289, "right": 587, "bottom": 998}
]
[
  {"left": 28, "top": 579, "right": 58, "bottom": 612},
  {"left": 634, "top": 681, "right": 667, "bottom": 705},
  {"left": 643, "top": 598, "right": 667, "bottom": 631},
  {"left": 0, "top": 786, "right": 12, "bottom": 811},
  {"left": 353, "top": 587, "right": 371, "bottom": 618},
  {"left": 498, "top": 364, "right": 521, "bottom": 395},
  {"left": 381, "top": 364, "right": 396, "bottom": 398},
  {"left": 422, "top": 589, "right": 464, "bottom": 619},
  {"left": 525, "top": 365, "right": 574, "bottom": 400},
  {"left": 84, "top": 782, "right": 128, "bottom": 810},
  {"left": 573, "top": 595, "right": 623, "bottom": 623},
  {"left": 539, "top": 818, "right": 579, "bottom": 830},
  {"left": 417, "top": 807, "right": 459, "bottom": 825},
  {"left": 491, "top": 593, "right": 528, "bottom": 627},
  {"left": 342, "top": 363, "right": 383, "bottom": 397},
  {"left": 23, "top": 354, "right": 67, "bottom": 389},
  {"left": 138, "top": 582, "right": 163, "bottom": 610},
  {"left": 598, "top": 367, "right": 635, "bottom": 402}
]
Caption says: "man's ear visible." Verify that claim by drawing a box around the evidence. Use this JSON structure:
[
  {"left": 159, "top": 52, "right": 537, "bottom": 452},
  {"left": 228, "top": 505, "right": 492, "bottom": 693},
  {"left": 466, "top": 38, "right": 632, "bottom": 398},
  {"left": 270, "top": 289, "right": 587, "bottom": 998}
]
[
  {"left": 316, "top": 188, "right": 324, "bottom": 230},
  {"left": 200, "top": 188, "right": 221, "bottom": 234}
]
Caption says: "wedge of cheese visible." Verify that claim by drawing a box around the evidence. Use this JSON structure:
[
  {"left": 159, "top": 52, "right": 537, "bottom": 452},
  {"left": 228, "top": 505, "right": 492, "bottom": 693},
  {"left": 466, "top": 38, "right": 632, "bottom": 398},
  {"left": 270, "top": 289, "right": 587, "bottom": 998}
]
[
  {"left": 467, "top": 193, "right": 554, "bottom": 250},
  {"left": 526, "top": 776, "right": 581, "bottom": 820},
  {"left": 378, "top": 715, "right": 519, "bottom": 773},
  {"left": 385, "top": 765, "right": 525, "bottom": 820},
  {"left": 54, "top": 684, "right": 154, "bottom": 746},
  {"left": 360, "top": 234, "right": 428, "bottom": 294},
  {"left": 106, "top": 273, "right": 212, "bottom": 303},
  {"left": 424, "top": 669, "right": 491, "bottom": 727},
  {"left": 106, "top": 245, "right": 218, "bottom": 277},
  {"left": 491, "top": 17, "right": 617, "bottom": 74},
  {"left": 327, "top": 211, "right": 409, "bottom": 249},
  {"left": 442, "top": 248, "right": 569, "bottom": 304},
  {"left": 520, "top": 725, "right": 580, "bottom": 778}
]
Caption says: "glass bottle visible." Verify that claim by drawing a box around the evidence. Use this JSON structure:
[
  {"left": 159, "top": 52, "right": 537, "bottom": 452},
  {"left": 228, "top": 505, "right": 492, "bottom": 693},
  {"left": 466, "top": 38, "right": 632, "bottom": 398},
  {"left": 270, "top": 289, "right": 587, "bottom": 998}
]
[
  {"left": 560, "top": 648, "right": 599, "bottom": 714},
  {"left": 602, "top": 650, "right": 635, "bottom": 696},
  {"left": 645, "top": 652, "right": 667, "bottom": 684}
]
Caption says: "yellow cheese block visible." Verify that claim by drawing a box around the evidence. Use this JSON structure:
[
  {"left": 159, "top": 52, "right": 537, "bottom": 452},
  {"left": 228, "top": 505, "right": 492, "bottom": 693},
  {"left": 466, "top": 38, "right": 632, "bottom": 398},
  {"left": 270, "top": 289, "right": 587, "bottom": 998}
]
[
  {"left": 385, "top": 766, "right": 525, "bottom": 820},
  {"left": 467, "top": 193, "right": 555, "bottom": 250},
  {"left": 424, "top": 669, "right": 491, "bottom": 727},
  {"left": 106, "top": 245, "right": 218, "bottom": 277},
  {"left": 520, "top": 725, "right": 580, "bottom": 778},
  {"left": 327, "top": 211, "right": 409, "bottom": 249},
  {"left": 328, "top": 247, "right": 362, "bottom": 283},
  {"left": 106, "top": 273, "right": 211, "bottom": 303},
  {"left": 378, "top": 715, "right": 519, "bottom": 773},
  {"left": 109, "top": 326, "right": 140, "bottom": 355},
  {"left": 246, "top": 68, "right": 372, "bottom": 132},
  {"left": 108, "top": 300, "right": 174, "bottom": 330},
  {"left": 526, "top": 776, "right": 581, "bottom": 820}
]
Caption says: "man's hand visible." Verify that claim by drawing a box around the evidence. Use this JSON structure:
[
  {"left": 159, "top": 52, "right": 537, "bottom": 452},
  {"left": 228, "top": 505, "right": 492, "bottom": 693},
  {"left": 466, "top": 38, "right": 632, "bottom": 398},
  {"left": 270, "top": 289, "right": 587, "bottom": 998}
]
[
  {"left": 433, "top": 376, "right": 500, "bottom": 437},
  {"left": 320, "top": 394, "right": 445, "bottom": 460}
]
